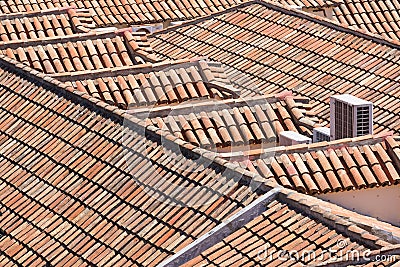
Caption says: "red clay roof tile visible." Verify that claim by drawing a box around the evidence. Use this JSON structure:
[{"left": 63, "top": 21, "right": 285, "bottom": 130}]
[
  {"left": 151, "top": 1, "right": 400, "bottom": 135},
  {"left": 177, "top": 196, "right": 395, "bottom": 266},
  {"left": 247, "top": 135, "right": 400, "bottom": 194},
  {"left": 130, "top": 93, "right": 320, "bottom": 149},
  {"left": 0, "top": 0, "right": 247, "bottom": 26},
  {"left": 333, "top": 0, "right": 400, "bottom": 41},
  {"left": 0, "top": 55, "right": 273, "bottom": 266}
]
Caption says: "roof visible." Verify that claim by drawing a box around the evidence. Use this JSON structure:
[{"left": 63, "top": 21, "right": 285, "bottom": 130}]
[
  {"left": 132, "top": 92, "right": 321, "bottom": 149},
  {"left": 0, "top": 55, "right": 272, "bottom": 266},
  {"left": 0, "top": 53, "right": 397, "bottom": 266},
  {"left": 161, "top": 188, "right": 400, "bottom": 266},
  {"left": 0, "top": 28, "right": 158, "bottom": 75},
  {"left": 271, "top": 0, "right": 343, "bottom": 8},
  {"left": 150, "top": 1, "right": 400, "bottom": 135},
  {"left": 61, "top": 59, "right": 239, "bottom": 109},
  {"left": 0, "top": 7, "right": 95, "bottom": 41},
  {"left": 246, "top": 133, "right": 400, "bottom": 195},
  {"left": 0, "top": 0, "right": 246, "bottom": 27},
  {"left": 333, "top": 0, "right": 400, "bottom": 41}
]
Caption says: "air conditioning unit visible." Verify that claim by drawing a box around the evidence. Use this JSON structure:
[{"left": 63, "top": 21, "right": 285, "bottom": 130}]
[
  {"left": 313, "top": 127, "right": 330, "bottom": 143},
  {"left": 330, "top": 94, "right": 373, "bottom": 140},
  {"left": 279, "top": 131, "right": 312, "bottom": 146}
]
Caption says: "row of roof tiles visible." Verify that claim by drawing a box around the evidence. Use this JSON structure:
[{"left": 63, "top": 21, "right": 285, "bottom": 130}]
[
  {"left": 333, "top": 0, "right": 400, "bottom": 41},
  {"left": 5, "top": 52, "right": 396, "bottom": 267},
  {"left": 3, "top": 0, "right": 400, "bottom": 48},
  {"left": 0, "top": 28, "right": 158, "bottom": 75},
  {"left": 132, "top": 92, "right": 320, "bottom": 149},
  {"left": 0, "top": 0, "right": 246, "bottom": 26},
  {"left": 0, "top": 55, "right": 265, "bottom": 266},
  {"left": 246, "top": 133, "right": 400, "bottom": 195},
  {"left": 150, "top": 1, "right": 400, "bottom": 136},
  {"left": 0, "top": 7, "right": 95, "bottom": 41},
  {"left": 0, "top": 0, "right": 354, "bottom": 28},
  {"left": 62, "top": 59, "right": 237, "bottom": 109}
]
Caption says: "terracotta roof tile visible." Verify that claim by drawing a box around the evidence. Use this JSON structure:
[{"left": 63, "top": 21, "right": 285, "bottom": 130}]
[
  {"left": 247, "top": 134, "right": 400, "bottom": 194},
  {"left": 151, "top": 1, "right": 400, "bottom": 135},
  {"left": 176, "top": 192, "right": 396, "bottom": 266},
  {"left": 333, "top": 0, "right": 400, "bottom": 41},
  {"left": 0, "top": 55, "right": 271, "bottom": 266},
  {"left": 0, "top": 7, "right": 95, "bottom": 41},
  {"left": 0, "top": 28, "right": 158, "bottom": 76},
  {"left": 130, "top": 93, "right": 320, "bottom": 149},
  {"left": 57, "top": 59, "right": 240, "bottom": 109},
  {"left": 0, "top": 0, "right": 247, "bottom": 27}
]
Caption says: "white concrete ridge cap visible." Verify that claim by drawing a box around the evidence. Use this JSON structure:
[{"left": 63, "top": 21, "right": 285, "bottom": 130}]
[{"left": 157, "top": 187, "right": 282, "bottom": 267}]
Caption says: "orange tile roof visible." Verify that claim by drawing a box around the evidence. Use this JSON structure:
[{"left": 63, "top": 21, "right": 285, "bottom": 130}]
[
  {"left": 0, "top": 0, "right": 246, "bottom": 27},
  {"left": 60, "top": 59, "right": 238, "bottom": 109},
  {"left": 162, "top": 188, "right": 400, "bottom": 266},
  {"left": 133, "top": 92, "right": 321, "bottom": 149},
  {"left": 0, "top": 55, "right": 271, "bottom": 266},
  {"left": 0, "top": 7, "right": 94, "bottom": 41},
  {"left": 0, "top": 28, "right": 158, "bottom": 75},
  {"left": 151, "top": 1, "right": 400, "bottom": 136},
  {"left": 333, "top": 0, "right": 400, "bottom": 41},
  {"left": 183, "top": 201, "right": 380, "bottom": 266},
  {"left": 246, "top": 134, "right": 400, "bottom": 194},
  {"left": 0, "top": 53, "right": 398, "bottom": 266}
]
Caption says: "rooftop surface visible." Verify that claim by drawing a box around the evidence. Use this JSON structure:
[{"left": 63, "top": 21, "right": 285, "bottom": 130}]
[
  {"left": 332, "top": 0, "right": 400, "bottom": 41},
  {"left": 0, "top": 56, "right": 265, "bottom": 266},
  {"left": 0, "top": 0, "right": 247, "bottom": 27},
  {"left": 0, "top": 1, "right": 399, "bottom": 266},
  {"left": 151, "top": 1, "right": 400, "bottom": 135}
]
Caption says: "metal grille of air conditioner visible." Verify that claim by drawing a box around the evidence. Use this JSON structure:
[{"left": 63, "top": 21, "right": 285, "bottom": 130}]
[
  {"left": 356, "top": 106, "right": 370, "bottom": 136},
  {"left": 334, "top": 101, "right": 353, "bottom": 140}
]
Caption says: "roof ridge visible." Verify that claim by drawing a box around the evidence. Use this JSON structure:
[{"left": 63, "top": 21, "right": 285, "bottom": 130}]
[
  {"left": 158, "top": 187, "right": 282, "bottom": 266},
  {"left": 0, "top": 54, "right": 278, "bottom": 194},
  {"left": 151, "top": 0, "right": 400, "bottom": 49}
]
